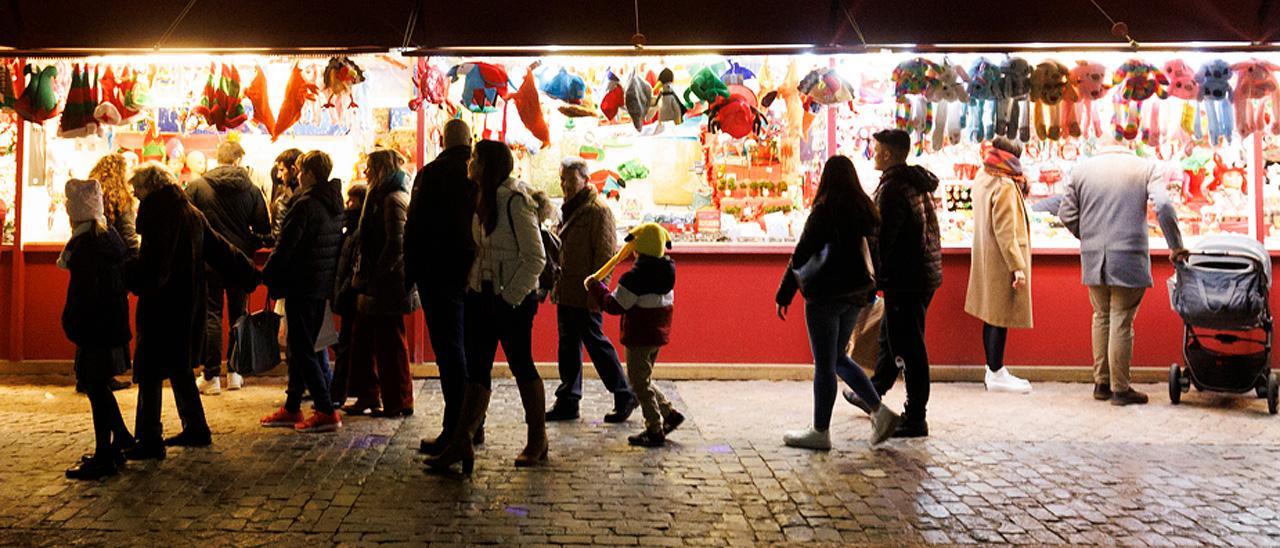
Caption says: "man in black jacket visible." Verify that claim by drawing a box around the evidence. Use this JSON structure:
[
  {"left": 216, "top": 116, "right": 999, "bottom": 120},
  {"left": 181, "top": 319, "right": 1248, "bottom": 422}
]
[
  {"left": 405, "top": 119, "right": 478, "bottom": 454},
  {"left": 186, "top": 141, "right": 272, "bottom": 395},
  {"left": 260, "top": 151, "right": 344, "bottom": 433},
  {"left": 846, "top": 129, "right": 943, "bottom": 438}
]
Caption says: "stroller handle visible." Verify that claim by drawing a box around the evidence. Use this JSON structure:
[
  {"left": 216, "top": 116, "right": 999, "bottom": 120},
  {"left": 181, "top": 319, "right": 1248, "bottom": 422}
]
[{"left": 1178, "top": 249, "right": 1266, "bottom": 268}]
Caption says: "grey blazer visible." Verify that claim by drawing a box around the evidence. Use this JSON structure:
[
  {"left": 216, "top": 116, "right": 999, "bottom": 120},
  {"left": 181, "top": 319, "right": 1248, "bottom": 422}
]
[{"left": 1059, "top": 146, "right": 1184, "bottom": 288}]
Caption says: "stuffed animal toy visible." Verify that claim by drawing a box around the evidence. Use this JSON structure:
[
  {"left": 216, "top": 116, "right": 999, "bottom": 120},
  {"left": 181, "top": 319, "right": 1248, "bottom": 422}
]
[
  {"left": 924, "top": 62, "right": 969, "bottom": 150},
  {"left": 448, "top": 62, "right": 512, "bottom": 113},
  {"left": 997, "top": 57, "right": 1033, "bottom": 141},
  {"left": 1029, "top": 60, "right": 1076, "bottom": 141},
  {"left": 1196, "top": 60, "right": 1234, "bottom": 144},
  {"left": 94, "top": 66, "right": 144, "bottom": 126},
  {"left": 13, "top": 64, "right": 61, "bottom": 124},
  {"left": 513, "top": 67, "right": 550, "bottom": 149},
  {"left": 599, "top": 70, "right": 624, "bottom": 121},
  {"left": 1062, "top": 60, "right": 1109, "bottom": 139},
  {"left": 722, "top": 61, "right": 755, "bottom": 86},
  {"left": 1230, "top": 59, "right": 1280, "bottom": 137},
  {"left": 588, "top": 222, "right": 672, "bottom": 283},
  {"left": 408, "top": 58, "right": 452, "bottom": 113},
  {"left": 683, "top": 66, "right": 730, "bottom": 108},
  {"left": 1111, "top": 59, "right": 1169, "bottom": 144},
  {"left": 892, "top": 57, "right": 940, "bottom": 148},
  {"left": 624, "top": 70, "right": 652, "bottom": 131},
  {"left": 1162, "top": 60, "right": 1200, "bottom": 145},
  {"left": 651, "top": 68, "right": 687, "bottom": 125},
  {"left": 58, "top": 64, "right": 101, "bottom": 138},
  {"left": 271, "top": 63, "right": 319, "bottom": 141},
  {"left": 798, "top": 68, "right": 856, "bottom": 108},
  {"left": 708, "top": 88, "right": 767, "bottom": 139},
  {"left": 244, "top": 65, "right": 275, "bottom": 133},
  {"left": 965, "top": 58, "right": 1002, "bottom": 142},
  {"left": 192, "top": 63, "right": 248, "bottom": 132},
  {"left": 539, "top": 67, "right": 586, "bottom": 104},
  {"left": 322, "top": 56, "right": 366, "bottom": 113}
]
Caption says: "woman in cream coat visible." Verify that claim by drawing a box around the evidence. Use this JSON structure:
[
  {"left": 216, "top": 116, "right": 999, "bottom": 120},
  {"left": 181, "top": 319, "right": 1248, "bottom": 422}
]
[{"left": 965, "top": 137, "right": 1033, "bottom": 393}]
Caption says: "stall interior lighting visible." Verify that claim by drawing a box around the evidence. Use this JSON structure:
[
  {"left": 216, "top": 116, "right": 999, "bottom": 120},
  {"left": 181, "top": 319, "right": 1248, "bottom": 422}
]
[{"left": 409, "top": 44, "right": 819, "bottom": 57}]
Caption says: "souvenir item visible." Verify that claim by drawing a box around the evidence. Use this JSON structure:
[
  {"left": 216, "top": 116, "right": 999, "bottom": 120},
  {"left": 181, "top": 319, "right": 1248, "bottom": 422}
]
[
  {"left": 322, "top": 56, "right": 366, "bottom": 111},
  {"left": 272, "top": 63, "right": 320, "bottom": 141},
  {"left": 624, "top": 70, "right": 653, "bottom": 131},
  {"left": 998, "top": 57, "right": 1033, "bottom": 141},
  {"left": 924, "top": 62, "right": 969, "bottom": 150},
  {"left": 539, "top": 67, "right": 586, "bottom": 104},
  {"left": 409, "top": 58, "right": 452, "bottom": 113},
  {"left": 244, "top": 65, "right": 275, "bottom": 133},
  {"left": 599, "top": 70, "right": 624, "bottom": 121},
  {"left": 892, "top": 57, "right": 940, "bottom": 148},
  {"left": 1111, "top": 59, "right": 1168, "bottom": 144},
  {"left": 513, "top": 67, "right": 550, "bottom": 148},
  {"left": 965, "top": 58, "right": 1002, "bottom": 142},
  {"left": 651, "top": 68, "right": 687, "bottom": 124},
  {"left": 13, "top": 64, "right": 60, "bottom": 124},
  {"left": 1196, "top": 60, "right": 1234, "bottom": 144},
  {"left": 58, "top": 64, "right": 101, "bottom": 138},
  {"left": 1029, "top": 60, "right": 1075, "bottom": 141},
  {"left": 683, "top": 66, "right": 730, "bottom": 107},
  {"left": 1163, "top": 60, "right": 1200, "bottom": 144},
  {"left": 448, "top": 62, "right": 511, "bottom": 113},
  {"left": 708, "top": 90, "right": 767, "bottom": 139},
  {"left": 192, "top": 63, "right": 248, "bottom": 131},
  {"left": 1230, "top": 59, "right": 1280, "bottom": 137},
  {"left": 95, "top": 66, "right": 145, "bottom": 126},
  {"left": 1063, "top": 60, "right": 1110, "bottom": 139}
]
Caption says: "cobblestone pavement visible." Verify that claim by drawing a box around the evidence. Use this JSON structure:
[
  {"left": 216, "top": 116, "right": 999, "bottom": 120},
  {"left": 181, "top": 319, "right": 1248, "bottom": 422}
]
[{"left": 0, "top": 377, "right": 1278, "bottom": 546}]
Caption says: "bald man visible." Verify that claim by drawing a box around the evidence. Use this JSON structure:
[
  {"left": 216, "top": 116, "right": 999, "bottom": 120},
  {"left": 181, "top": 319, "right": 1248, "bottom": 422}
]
[{"left": 406, "top": 119, "right": 480, "bottom": 454}]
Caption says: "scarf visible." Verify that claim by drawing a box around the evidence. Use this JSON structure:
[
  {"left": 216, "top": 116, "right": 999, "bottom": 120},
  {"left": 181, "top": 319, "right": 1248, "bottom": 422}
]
[
  {"left": 983, "top": 147, "right": 1028, "bottom": 194},
  {"left": 560, "top": 186, "right": 595, "bottom": 225}
]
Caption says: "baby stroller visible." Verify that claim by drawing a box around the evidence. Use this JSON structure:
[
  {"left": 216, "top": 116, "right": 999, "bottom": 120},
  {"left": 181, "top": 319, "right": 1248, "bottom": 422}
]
[{"left": 1167, "top": 234, "right": 1277, "bottom": 414}]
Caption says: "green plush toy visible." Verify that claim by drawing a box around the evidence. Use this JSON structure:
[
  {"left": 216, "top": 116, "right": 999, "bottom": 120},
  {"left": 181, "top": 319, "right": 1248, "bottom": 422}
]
[{"left": 683, "top": 67, "right": 729, "bottom": 107}]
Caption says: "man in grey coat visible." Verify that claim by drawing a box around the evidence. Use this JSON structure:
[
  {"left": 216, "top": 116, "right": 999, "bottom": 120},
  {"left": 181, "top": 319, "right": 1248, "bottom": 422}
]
[{"left": 1059, "top": 139, "right": 1186, "bottom": 406}]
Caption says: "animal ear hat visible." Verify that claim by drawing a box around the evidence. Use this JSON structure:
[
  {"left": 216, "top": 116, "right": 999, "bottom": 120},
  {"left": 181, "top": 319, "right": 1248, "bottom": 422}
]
[{"left": 588, "top": 222, "right": 672, "bottom": 282}]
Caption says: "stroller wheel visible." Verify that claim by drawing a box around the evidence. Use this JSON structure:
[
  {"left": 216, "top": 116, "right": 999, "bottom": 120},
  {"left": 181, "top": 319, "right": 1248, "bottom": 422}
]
[
  {"left": 1258, "top": 384, "right": 1269, "bottom": 399},
  {"left": 1169, "top": 364, "right": 1182, "bottom": 405},
  {"left": 1268, "top": 373, "right": 1278, "bottom": 415}
]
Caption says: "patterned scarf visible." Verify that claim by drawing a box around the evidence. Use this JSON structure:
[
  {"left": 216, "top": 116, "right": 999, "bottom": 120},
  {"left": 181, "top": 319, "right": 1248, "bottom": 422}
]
[{"left": 983, "top": 147, "right": 1027, "bottom": 194}]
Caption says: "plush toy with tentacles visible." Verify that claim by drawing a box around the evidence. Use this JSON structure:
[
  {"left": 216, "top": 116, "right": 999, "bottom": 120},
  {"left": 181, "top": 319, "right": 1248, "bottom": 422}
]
[
  {"left": 1029, "top": 60, "right": 1076, "bottom": 141},
  {"left": 409, "top": 58, "right": 453, "bottom": 114},
  {"left": 924, "top": 62, "right": 969, "bottom": 150},
  {"left": 1230, "top": 59, "right": 1280, "bottom": 137},
  {"left": 1196, "top": 60, "right": 1234, "bottom": 144},
  {"left": 965, "top": 58, "right": 1002, "bottom": 142},
  {"left": 892, "top": 57, "right": 940, "bottom": 147},
  {"left": 1111, "top": 59, "right": 1168, "bottom": 144},
  {"left": 1162, "top": 60, "right": 1200, "bottom": 145},
  {"left": 997, "top": 57, "right": 1033, "bottom": 141},
  {"left": 1062, "top": 60, "right": 1109, "bottom": 139}
]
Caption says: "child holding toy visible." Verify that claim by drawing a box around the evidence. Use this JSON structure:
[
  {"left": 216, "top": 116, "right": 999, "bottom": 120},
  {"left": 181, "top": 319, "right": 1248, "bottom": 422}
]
[{"left": 585, "top": 223, "right": 685, "bottom": 447}]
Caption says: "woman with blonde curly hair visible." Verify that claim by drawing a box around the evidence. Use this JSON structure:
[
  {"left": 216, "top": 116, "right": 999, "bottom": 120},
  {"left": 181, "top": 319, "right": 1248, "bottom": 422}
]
[{"left": 89, "top": 153, "right": 140, "bottom": 255}]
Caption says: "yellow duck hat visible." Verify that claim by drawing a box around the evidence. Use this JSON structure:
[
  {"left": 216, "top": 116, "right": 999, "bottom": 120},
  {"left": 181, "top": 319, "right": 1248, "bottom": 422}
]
[{"left": 588, "top": 222, "right": 672, "bottom": 282}]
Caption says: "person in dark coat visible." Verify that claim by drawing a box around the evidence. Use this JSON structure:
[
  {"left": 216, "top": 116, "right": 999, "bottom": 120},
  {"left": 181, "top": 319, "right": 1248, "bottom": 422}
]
[
  {"left": 329, "top": 182, "right": 367, "bottom": 409},
  {"left": 60, "top": 179, "right": 134, "bottom": 480},
  {"left": 186, "top": 141, "right": 272, "bottom": 394},
  {"left": 87, "top": 152, "right": 137, "bottom": 392},
  {"left": 260, "top": 151, "right": 345, "bottom": 433},
  {"left": 123, "top": 164, "right": 259, "bottom": 460},
  {"left": 406, "top": 119, "right": 478, "bottom": 454},
  {"left": 346, "top": 149, "right": 419, "bottom": 417},
  {"left": 270, "top": 149, "right": 304, "bottom": 240}
]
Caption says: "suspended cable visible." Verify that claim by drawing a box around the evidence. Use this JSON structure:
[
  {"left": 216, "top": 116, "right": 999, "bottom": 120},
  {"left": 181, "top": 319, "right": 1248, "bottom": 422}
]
[
  {"left": 1088, "top": 0, "right": 1139, "bottom": 49},
  {"left": 154, "top": 0, "right": 199, "bottom": 51},
  {"left": 839, "top": 2, "right": 868, "bottom": 48},
  {"left": 402, "top": 0, "right": 422, "bottom": 50}
]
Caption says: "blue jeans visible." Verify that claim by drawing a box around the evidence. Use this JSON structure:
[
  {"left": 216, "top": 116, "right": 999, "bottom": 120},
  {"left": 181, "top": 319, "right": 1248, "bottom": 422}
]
[
  {"left": 423, "top": 287, "right": 468, "bottom": 438},
  {"left": 555, "top": 305, "right": 632, "bottom": 408},
  {"left": 805, "top": 299, "right": 881, "bottom": 430},
  {"left": 284, "top": 299, "right": 334, "bottom": 414}
]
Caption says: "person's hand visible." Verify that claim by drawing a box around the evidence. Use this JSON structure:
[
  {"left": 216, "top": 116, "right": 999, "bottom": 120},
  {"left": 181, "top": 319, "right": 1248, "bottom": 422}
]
[
  {"left": 1170, "top": 248, "right": 1190, "bottom": 263},
  {"left": 776, "top": 304, "right": 788, "bottom": 321},
  {"left": 1012, "top": 270, "right": 1026, "bottom": 290}
]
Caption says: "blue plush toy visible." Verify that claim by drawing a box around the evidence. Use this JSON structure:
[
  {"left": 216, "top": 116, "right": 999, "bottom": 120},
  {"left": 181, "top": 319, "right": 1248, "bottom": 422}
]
[
  {"left": 1195, "top": 59, "right": 1235, "bottom": 144},
  {"left": 539, "top": 67, "right": 586, "bottom": 104}
]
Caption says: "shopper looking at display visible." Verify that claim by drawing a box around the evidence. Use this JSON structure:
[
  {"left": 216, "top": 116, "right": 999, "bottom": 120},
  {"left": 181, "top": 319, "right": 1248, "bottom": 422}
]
[
  {"left": 270, "top": 148, "right": 304, "bottom": 239},
  {"left": 775, "top": 155, "right": 901, "bottom": 450},
  {"left": 124, "top": 164, "right": 259, "bottom": 459},
  {"left": 329, "top": 182, "right": 367, "bottom": 410},
  {"left": 186, "top": 141, "right": 272, "bottom": 396},
  {"left": 1058, "top": 133, "right": 1187, "bottom": 406},
  {"left": 426, "top": 140, "right": 547, "bottom": 473},
  {"left": 259, "top": 151, "right": 345, "bottom": 433},
  {"left": 406, "top": 118, "right": 480, "bottom": 455},
  {"left": 965, "top": 136, "right": 1034, "bottom": 394},
  {"left": 83, "top": 152, "right": 139, "bottom": 393},
  {"left": 844, "top": 129, "right": 943, "bottom": 439},
  {"left": 545, "top": 156, "right": 636, "bottom": 424}
]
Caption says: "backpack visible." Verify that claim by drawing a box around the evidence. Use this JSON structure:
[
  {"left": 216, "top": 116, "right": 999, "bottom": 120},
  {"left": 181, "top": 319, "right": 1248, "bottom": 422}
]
[{"left": 507, "top": 195, "right": 562, "bottom": 302}]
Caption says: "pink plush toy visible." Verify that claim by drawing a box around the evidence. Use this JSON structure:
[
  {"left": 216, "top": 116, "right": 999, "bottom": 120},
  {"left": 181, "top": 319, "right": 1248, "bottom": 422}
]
[
  {"left": 1230, "top": 59, "right": 1280, "bottom": 137},
  {"left": 1063, "top": 60, "right": 1109, "bottom": 139},
  {"left": 1163, "top": 60, "right": 1200, "bottom": 144}
]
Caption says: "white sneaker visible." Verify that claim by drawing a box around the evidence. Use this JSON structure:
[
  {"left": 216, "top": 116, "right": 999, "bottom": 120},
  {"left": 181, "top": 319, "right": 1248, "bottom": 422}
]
[
  {"left": 227, "top": 373, "right": 244, "bottom": 391},
  {"left": 783, "top": 427, "right": 832, "bottom": 450},
  {"left": 985, "top": 367, "right": 1032, "bottom": 394},
  {"left": 197, "top": 376, "right": 222, "bottom": 396}
]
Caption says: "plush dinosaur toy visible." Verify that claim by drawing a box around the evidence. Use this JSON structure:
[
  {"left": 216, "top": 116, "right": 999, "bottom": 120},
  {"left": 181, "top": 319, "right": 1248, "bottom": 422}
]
[
  {"left": 624, "top": 70, "right": 653, "bottom": 132},
  {"left": 1029, "top": 60, "right": 1076, "bottom": 141},
  {"left": 1196, "top": 60, "right": 1234, "bottom": 144},
  {"left": 244, "top": 65, "right": 275, "bottom": 133},
  {"left": 925, "top": 62, "right": 969, "bottom": 150},
  {"left": 271, "top": 63, "right": 320, "bottom": 141},
  {"left": 651, "top": 68, "right": 687, "bottom": 125},
  {"left": 998, "top": 57, "right": 1033, "bottom": 141},
  {"left": 13, "top": 64, "right": 61, "bottom": 124},
  {"left": 514, "top": 66, "right": 550, "bottom": 148},
  {"left": 1063, "top": 60, "right": 1109, "bottom": 139},
  {"left": 965, "top": 58, "right": 1002, "bottom": 142},
  {"left": 892, "top": 57, "right": 940, "bottom": 149},
  {"left": 1162, "top": 60, "right": 1200, "bottom": 145},
  {"left": 1111, "top": 59, "right": 1169, "bottom": 143},
  {"left": 1230, "top": 59, "right": 1280, "bottom": 137},
  {"left": 683, "top": 66, "right": 730, "bottom": 108}
]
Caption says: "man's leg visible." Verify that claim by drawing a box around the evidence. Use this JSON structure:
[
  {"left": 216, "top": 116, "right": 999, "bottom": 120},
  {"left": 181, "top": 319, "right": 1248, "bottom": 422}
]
[
  {"left": 578, "top": 308, "right": 632, "bottom": 409},
  {"left": 424, "top": 289, "right": 467, "bottom": 438},
  {"left": 224, "top": 285, "right": 250, "bottom": 378},
  {"left": 887, "top": 291, "right": 932, "bottom": 425},
  {"left": 1109, "top": 287, "right": 1146, "bottom": 394},
  {"left": 869, "top": 300, "right": 899, "bottom": 395},
  {"left": 286, "top": 299, "right": 334, "bottom": 415},
  {"left": 553, "top": 305, "right": 587, "bottom": 410},
  {"left": 1087, "top": 286, "right": 1113, "bottom": 389},
  {"left": 170, "top": 364, "right": 211, "bottom": 437},
  {"left": 134, "top": 379, "right": 164, "bottom": 445},
  {"left": 202, "top": 270, "right": 227, "bottom": 380}
]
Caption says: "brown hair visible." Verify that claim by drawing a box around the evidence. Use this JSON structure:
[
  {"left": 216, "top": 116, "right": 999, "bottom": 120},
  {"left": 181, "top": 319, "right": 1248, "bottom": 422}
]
[
  {"left": 299, "top": 151, "right": 333, "bottom": 184},
  {"left": 89, "top": 153, "right": 133, "bottom": 226}
]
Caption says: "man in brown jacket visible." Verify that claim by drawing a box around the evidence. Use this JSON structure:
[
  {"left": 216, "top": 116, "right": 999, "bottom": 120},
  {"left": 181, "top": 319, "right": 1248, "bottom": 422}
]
[{"left": 547, "top": 158, "right": 636, "bottom": 422}]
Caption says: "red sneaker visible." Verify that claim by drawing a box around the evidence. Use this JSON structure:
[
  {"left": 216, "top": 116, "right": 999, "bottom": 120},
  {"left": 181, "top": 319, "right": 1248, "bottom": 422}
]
[
  {"left": 261, "top": 407, "right": 304, "bottom": 428},
  {"left": 294, "top": 411, "right": 342, "bottom": 433}
]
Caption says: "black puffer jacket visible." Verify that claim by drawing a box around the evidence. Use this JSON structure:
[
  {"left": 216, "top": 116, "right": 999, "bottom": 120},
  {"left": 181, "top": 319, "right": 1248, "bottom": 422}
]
[
  {"left": 62, "top": 225, "right": 132, "bottom": 349},
  {"left": 354, "top": 171, "right": 420, "bottom": 316},
  {"left": 874, "top": 165, "right": 943, "bottom": 293},
  {"left": 263, "top": 178, "right": 344, "bottom": 301},
  {"left": 186, "top": 165, "right": 272, "bottom": 254},
  {"left": 776, "top": 197, "right": 877, "bottom": 306},
  {"left": 405, "top": 145, "right": 476, "bottom": 293}
]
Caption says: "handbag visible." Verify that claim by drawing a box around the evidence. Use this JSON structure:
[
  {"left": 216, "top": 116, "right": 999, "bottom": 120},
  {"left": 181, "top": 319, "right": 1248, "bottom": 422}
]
[
  {"left": 791, "top": 236, "right": 875, "bottom": 294},
  {"left": 847, "top": 296, "right": 884, "bottom": 369},
  {"left": 229, "top": 300, "right": 283, "bottom": 376}
]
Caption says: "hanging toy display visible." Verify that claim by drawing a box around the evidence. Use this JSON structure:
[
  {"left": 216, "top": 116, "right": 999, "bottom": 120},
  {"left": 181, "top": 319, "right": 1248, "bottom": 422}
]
[
  {"left": 271, "top": 63, "right": 320, "bottom": 141},
  {"left": 891, "top": 57, "right": 940, "bottom": 148},
  {"left": 1229, "top": 59, "right": 1280, "bottom": 137},
  {"left": 651, "top": 68, "right": 687, "bottom": 125},
  {"left": 1028, "top": 60, "right": 1075, "bottom": 141},
  {"left": 1063, "top": 60, "right": 1110, "bottom": 139},
  {"left": 598, "top": 70, "right": 624, "bottom": 122},
  {"left": 1196, "top": 60, "right": 1234, "bottom": 145},
  {"left": 1111, "top": 59, "right": 1169, "bottom": 144},
  {"left": 624, "top": 70, "right": 653, "bottom": 132},
  {"left": 539, "top": 67, "right": 586, "bottom": 105},
  {"left": 244, "top": 65, "right": 275, "bottom": 133},
  {"left": 923, "top": 62, "right": 969, "bottom": 151},
  {"left": 707, "top": 86, "right": 767, "bottom": 139},
  {"left": 94, "top": 66, "right": 146, "bottom": 126},
  {"left": 683, "top": 66, "right": 730, "bottom": 108},
  {"left": 321, "top": 56, "right": 367, "bottom": 121},
  {"left": 513, "top": 66, "right": 550, "bottom": 148},
  {"left": 13, "top": 64, "right": 61, "bottom": 124},
  {"left": 965, "top": 58, "right": 1002, "bottom": 142},
  {"left": 192, "top": 63, "right": 248, "bottom": 131},
  {"left": 997, "top": 57, "right": 1033, "bottom": 141},
  {"left": 140, "top": 124, "right": 165, "bottom": 162},
  {"left": 1162, "top": 60, "right": 1201, "bottom": 146},
  {"left": 57, "top": 64, "right": 101, "bottom": 138},
  {"left": 448, "top": 62, "right": 511, "bottom": 113},
  {"left": 409, "top": 58, "right": 453, "bottom": 113}
]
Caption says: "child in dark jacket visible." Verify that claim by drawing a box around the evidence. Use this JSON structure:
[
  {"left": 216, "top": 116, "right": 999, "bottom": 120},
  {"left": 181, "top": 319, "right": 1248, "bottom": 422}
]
[
  {"left": 60, "top": 179, "right": 134, "bottom": 480},
  {"left": 586, "top": 223, "right": 685, "bottom": 447}
]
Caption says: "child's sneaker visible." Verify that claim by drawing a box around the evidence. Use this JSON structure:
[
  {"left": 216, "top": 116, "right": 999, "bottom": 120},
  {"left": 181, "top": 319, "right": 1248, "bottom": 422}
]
[
  {"left": 227, "top": 373, "right": 245, "bottom": 391},
  {"left": 662, "top": 410, "right": 685, "bottom": 434},
  {"left": 260, "top": 407, "right": 303, "bottom": 428},
  {"left": 197, "top": 376, "right": 221, "bottom": 395},
  {"left": 294, "top": 411, "right": 342, "bottom": 433},
  {"left": 628, "top": 429, "right": 666, "bottom": 447}
]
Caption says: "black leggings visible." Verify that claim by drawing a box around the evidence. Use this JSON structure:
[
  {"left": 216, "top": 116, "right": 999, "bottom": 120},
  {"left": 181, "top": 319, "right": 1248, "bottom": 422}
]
[
  {"left": 84, "top": 384, "right": 129, "bottom": 458},
  {"left": 983, "top": 323, "right": 1007, "bottom": 372}
]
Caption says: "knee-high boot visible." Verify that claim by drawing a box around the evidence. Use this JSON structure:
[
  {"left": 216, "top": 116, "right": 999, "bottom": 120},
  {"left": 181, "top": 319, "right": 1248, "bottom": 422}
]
[
  {"left": 514, "top": 379, "right": 549, "bottom": 467},
  {"left": 425, "top": 384, "right": 490, "bottom": 474}
]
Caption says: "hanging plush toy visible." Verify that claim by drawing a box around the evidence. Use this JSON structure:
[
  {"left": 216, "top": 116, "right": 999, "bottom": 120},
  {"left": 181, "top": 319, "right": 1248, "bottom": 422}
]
[
  {"left": 683, "top": 66, "right": 730, "bottom": 108},
  {"left": 1111, "top": 59, "right": 1169, "bottom": 143},
  {"left": 322, "top": 56, "right": 366, "bottom": 113},
  {"left": 409, "top": 58, "right": 453, "bottom": 113},
  {"left": 448, "top": 62, "right": 511, "bottom": 113},
  {"left": 94, "top": 66, "right": 145, "bottom": 126},
  {"left": 539, "top": 67, "right": 586, "bottom": 104},
  {"left": 924, "top": 62, "right": 969, "bottom": 150},
  {"left": 13, "top": 64, "right": 60, "bottom": 124},
  {"left": 1063, "top": 60, "right": 1110, "bottom": 139},
  {"left": 244, "top": 65, "right": 275, "bottom": 133},
  {"left": 513, "top": 66, "right": 550, "bottom": 148},
  {"left": 193, "top": 64, "right": 249, "bottom": 132},
  {"left": 708, "top": 86, "right": 767, "bottom": 139},
  {"left": 1230, "top": 59, "right": 1280, "bottom": 137},
  {"left": 1162, "top": 60, "right": 1200, "bottom": 145},
  {"left": 651, "top": 68, "right": 687, "bottom": 125},
  {"left": 997, "top": 57, "right": 1033, "bottom": 141},
  {"left": 598, "top": 70, "right": 624, "bottom": 122},
  {"left": 892, "top": 57, "right": 940, "bottom": 148},
  {"left": 58, "top": 64, "right": 101, "bottom": 138},
  {"left": 965, "top": 58, "right": 1002, "bottom": 142},
  {"left": 624, "top": 70, "right": 652, "bottom": 132},
  {"left": 721, "top": 61, "right": 756, "bottom": 85},
  {"left": 1029, "top": 60, "right": 1075, "bottom": 141},
  {"left": 271, "top": 63, "right": 320, "bottom": 141},
  {"left": 1196, "top": 60, "right": 1234, "bottom": 145}
]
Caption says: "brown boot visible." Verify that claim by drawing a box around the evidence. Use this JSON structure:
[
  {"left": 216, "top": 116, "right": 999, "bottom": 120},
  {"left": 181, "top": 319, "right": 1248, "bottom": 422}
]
[
  {"left": 514, "top": 379, "right": 549, "bottom": 467},
  {"left": 425, "top": 385, "right": 490, "bottom": 474}
]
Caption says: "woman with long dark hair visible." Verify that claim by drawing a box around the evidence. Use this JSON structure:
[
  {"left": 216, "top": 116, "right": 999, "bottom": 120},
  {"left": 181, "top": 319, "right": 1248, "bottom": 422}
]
[
  {"left": 427, "top": 140, "right": 547, "bottom": 473},
  {"left": 775, "top": 155, "right": 901, "bottom": 450}
]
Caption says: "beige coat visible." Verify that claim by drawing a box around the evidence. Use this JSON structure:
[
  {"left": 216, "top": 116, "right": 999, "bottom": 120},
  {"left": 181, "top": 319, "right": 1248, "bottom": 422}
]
[{"left": 964, "top": 171, "right": 1033, "bottom": 329}]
